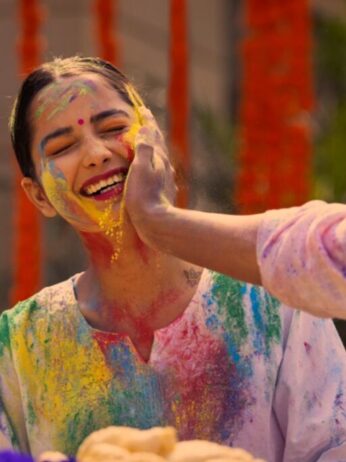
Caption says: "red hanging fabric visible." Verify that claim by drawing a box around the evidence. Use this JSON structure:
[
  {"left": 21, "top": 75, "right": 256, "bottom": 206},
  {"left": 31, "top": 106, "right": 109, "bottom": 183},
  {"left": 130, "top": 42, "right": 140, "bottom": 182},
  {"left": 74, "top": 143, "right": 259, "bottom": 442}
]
[
  {"left": 169, "top": 0, "right": 189, "bottom": 208},
  {"left": 10, "top": 0, "right": 44, "bottom": 304},
  {"left": 235, "top": 0, "right": 314, "bottom": 213},
  {"left": 94, "top": 0, "right": 120, "bottom": 65}
]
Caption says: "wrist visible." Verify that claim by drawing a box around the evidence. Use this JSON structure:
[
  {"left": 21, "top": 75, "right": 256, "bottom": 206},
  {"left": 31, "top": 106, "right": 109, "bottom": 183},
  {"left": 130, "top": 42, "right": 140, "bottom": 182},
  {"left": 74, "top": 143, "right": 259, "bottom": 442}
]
[{"left": 132, "top": 203, "right": 180, "bottom": 251}]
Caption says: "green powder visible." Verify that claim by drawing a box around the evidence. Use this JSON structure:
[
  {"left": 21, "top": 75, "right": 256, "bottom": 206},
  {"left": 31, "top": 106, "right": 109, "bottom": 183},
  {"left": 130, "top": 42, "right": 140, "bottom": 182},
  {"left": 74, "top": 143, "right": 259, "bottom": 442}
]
[{"left": 211, "top": 273, "right": 249, "bottom": 348}]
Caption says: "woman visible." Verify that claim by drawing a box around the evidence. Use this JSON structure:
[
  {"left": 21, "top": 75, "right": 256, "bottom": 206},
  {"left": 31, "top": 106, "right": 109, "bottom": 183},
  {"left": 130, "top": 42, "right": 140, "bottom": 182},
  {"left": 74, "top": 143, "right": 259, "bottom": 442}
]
[{"left": 1, "top": 56, "right": 345, "bottom": 461}]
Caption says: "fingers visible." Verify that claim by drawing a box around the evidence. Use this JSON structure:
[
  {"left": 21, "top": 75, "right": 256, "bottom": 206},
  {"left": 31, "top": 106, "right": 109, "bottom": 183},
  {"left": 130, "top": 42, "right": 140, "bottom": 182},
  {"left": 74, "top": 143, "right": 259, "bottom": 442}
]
[
  {"left": 134, "top": 107, "right": 176, "bottom": 189},
  {"left": 135, "top": 143, "right": 153, "bottom": 163},
  {"left": 135, "top": 144, "right": 166, "bottom": 176},
  {"left": 138, "top": 107, "right": 165, "bottom": 146}
]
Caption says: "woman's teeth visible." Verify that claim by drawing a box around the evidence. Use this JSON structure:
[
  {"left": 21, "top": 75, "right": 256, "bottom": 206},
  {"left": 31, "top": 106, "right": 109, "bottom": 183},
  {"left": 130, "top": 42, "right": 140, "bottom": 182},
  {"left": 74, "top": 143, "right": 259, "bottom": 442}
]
[{"left": 84, "top": 172, "right": 126, "bottom": 196}]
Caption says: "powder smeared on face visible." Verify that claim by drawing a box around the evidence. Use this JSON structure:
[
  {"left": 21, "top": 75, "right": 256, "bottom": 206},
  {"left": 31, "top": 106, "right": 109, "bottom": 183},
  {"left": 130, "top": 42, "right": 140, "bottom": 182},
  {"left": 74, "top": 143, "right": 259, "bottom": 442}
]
[
  {"left": 35, "top": 80, "right": 97, "bottom": 120},
  {"left": 37, "top": 80, "right": 147, "bottom": 264},
  {"left": 120, "top": 84, "right": 145, "bottom": 161},
  {"left": 98, "top": 84, "right": 145, "bottom": 261}
]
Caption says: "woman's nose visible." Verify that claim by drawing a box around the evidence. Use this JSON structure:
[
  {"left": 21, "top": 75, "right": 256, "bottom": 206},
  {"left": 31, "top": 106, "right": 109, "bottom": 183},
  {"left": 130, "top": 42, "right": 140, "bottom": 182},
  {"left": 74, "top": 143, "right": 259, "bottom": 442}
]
[{"left": 82, "top": 137, "right": 112, "bottom": 168}]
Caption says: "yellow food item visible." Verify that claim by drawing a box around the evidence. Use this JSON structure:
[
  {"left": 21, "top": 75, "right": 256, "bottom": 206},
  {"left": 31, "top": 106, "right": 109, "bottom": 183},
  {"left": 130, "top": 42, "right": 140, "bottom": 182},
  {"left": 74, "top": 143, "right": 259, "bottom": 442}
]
[
  {"left": 77, "top": 426, "right": 176, "bottom": 460},
  {"left": 37, "top": 451, "right": 69, "bottom": 462},
  {"left": 75, "top": 426, "right": 266, "bottom": 462},
  {"left": 126, "top": 453, "right": 167, "bottom": 462},
  {"left": 77, "top": 442, "right": 129, "bottom": 462},
  {"left": 169, "top": 440, "right": 265, "bottom": 462}
]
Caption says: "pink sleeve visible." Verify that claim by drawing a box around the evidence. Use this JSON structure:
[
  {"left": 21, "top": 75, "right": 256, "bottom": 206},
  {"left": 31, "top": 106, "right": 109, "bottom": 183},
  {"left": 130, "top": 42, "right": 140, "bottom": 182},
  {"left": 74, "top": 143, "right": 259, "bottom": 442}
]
[{"left": 257, "top": 200, "right": 346, "bottom": 318}]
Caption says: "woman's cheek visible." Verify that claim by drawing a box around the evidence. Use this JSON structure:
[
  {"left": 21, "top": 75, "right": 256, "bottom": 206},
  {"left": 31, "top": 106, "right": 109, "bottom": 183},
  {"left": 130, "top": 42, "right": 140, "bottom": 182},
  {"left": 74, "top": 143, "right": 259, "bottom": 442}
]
[
  {"left": 40, "top": 161, "right": 120, "bottom": 234},
  {"left": 40, "top": 162, "right": 93, "bottom": 225},
  {"left": 119, "top": 120, "right": 142, "bottom": 163}
]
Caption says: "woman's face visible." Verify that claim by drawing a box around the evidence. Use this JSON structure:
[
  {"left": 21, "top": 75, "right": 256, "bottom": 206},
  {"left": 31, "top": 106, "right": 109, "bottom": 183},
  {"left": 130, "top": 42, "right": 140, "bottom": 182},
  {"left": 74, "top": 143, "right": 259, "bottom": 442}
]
[{"left": 29, "top": 73, "right": 140, "bottom": 233}]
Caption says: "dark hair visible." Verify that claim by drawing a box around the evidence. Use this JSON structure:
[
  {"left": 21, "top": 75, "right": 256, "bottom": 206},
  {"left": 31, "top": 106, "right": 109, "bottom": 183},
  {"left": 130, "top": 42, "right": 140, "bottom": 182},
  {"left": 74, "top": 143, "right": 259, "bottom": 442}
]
[{"left": 10, "top": 56, "right": 134, "bottom": 179}]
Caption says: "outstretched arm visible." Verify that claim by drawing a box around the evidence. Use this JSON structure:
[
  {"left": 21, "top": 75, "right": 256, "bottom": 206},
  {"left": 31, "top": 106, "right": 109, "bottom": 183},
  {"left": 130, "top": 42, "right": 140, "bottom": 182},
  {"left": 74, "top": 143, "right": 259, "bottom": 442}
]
[
  {"left": 125, "top": 111, "right": 346, "bottom": 318},
  {"left": 124, "top": 114, "right": 262, "bottom": 285}
]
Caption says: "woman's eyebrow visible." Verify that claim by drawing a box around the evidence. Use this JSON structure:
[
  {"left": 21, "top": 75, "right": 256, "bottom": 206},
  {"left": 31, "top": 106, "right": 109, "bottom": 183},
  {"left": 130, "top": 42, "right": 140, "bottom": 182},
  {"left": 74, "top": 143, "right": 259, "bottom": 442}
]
[
  {"left": 39, "top": 110, "right": 129, "bottom": 150},
  {"left": 40, "top": 127, "right": 73, "bottom": 151},
  {"left": 90, "top": 109, "right": 129, "bottom": 124}
]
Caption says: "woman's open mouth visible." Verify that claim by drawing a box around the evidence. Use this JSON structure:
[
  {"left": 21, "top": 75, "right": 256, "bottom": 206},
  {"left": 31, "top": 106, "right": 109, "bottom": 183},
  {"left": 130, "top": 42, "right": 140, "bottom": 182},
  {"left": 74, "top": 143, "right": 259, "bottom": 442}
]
[{"left": 80, "top": 167, "right": 128, "bottom": 202}]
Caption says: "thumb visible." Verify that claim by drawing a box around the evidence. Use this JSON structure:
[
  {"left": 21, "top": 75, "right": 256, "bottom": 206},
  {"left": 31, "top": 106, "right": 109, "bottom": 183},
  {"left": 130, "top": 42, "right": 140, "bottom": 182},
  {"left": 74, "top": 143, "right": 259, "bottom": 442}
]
[{"left": 135, "top": 143, "right": 154, "bottom": 165}]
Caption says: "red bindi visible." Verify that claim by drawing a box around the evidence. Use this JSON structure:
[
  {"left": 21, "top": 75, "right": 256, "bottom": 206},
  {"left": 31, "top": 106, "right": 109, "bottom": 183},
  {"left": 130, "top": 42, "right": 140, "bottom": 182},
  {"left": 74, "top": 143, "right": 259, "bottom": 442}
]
[{"left": 78, "top": 118, "right": 84, "bottom": 125}]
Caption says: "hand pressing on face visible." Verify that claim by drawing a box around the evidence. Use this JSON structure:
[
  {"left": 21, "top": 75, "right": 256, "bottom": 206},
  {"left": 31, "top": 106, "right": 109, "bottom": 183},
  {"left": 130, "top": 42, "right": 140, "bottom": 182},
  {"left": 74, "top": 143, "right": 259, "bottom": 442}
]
[{"left": 124, "top": 108, "right": 177, "bottom": 249}]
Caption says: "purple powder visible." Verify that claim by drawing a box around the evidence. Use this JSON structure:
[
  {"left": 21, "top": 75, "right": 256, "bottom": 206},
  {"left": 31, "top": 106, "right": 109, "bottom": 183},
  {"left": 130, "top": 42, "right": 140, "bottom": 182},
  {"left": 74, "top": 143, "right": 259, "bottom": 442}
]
[
  {"left": 0, "top": 452, "right": 75, "bottom": 462},
  {"left": 0, "top": 451, "right": 33, "bottom": 462}
]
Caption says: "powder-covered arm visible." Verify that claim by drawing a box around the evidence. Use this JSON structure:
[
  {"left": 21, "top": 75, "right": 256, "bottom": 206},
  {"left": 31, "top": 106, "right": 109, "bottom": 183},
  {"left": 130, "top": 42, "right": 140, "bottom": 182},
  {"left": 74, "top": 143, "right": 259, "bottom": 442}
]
[
  {"left": 126, "top": 118, "right": 346, "bottom": 318},
  {"left": 0, "top": 312, "right": 29, "bottom": 453},
  {"left": 274, "top": 309, "right": 346, "bottom": 461},
  {"left": 258, "top": 200, "right": 346, "bottom": 318},
  {"left": 125, "top": 140, "right": 262, "bottom": 285}
]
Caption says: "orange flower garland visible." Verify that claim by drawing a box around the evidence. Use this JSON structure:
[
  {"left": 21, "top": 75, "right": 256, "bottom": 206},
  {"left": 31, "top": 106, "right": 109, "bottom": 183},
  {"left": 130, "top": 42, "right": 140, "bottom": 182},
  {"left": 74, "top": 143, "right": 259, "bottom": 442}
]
[
  {"left": 10, "top": 0, "right": 44, "bottom": 304},
  {"left": 168, "top": 0, "right": 189, "bottom": 208},
  {"left": 94, "top": 0, "right": 120, "bottom": 65},
  {"left": 235, "top": 0, "right": 314, "bottom": 213}
]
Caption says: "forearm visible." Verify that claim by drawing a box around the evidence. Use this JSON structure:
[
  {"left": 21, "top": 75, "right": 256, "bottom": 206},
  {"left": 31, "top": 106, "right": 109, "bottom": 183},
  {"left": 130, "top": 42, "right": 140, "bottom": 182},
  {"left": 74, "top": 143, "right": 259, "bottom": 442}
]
[{"left": 145, "top": 206, "right": 262, "bottom": 285}]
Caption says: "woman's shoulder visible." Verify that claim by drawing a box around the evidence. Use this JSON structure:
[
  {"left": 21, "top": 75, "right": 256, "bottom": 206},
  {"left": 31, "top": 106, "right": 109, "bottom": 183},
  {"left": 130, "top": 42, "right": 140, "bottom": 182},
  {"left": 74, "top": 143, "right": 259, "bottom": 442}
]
[
  {"left": 1, "top": 274, "right": 79, "bottom": 326},
  {"left": 205, "top": 270, "right": 281, "bottom": 309},
  {"left": 203, "top": 270, "right": 294, "bottom": 342}
]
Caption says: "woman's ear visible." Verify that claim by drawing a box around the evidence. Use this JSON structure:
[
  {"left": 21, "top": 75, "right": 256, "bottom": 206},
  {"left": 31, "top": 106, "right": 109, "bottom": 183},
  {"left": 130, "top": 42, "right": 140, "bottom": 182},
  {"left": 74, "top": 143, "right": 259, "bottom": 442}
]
[{"left": 21, "top": 177, "right": 57, "bottom": 218}]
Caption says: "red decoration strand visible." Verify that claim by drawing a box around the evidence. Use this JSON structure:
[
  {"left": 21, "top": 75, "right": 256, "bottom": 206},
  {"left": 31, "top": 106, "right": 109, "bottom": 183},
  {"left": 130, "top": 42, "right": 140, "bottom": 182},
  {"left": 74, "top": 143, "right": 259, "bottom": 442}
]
[
  {"left": 169, "top": 0, "right": 189, "bottom": 208},
  {"left": 235, "top": 0, "right": 314, "bottom": 213},
  {"left": 10, "top": 0, "right": 44, "bottom": 304},
  {"left": 94, "top": 0, "right": 120, "bottom": 65}
]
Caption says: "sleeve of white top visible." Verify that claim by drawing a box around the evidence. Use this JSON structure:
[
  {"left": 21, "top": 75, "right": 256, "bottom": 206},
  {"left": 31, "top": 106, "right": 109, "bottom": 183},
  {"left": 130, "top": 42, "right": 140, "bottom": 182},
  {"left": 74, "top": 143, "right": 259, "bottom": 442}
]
[
  {"left": 257, "top": 200, "right": 346, "bottom": 319},
  {"left": 0, "top": 312, "right": 29, "bottom": 452},
  {"left": 274, "top": 310, "right": 346, "bottom": 461}
]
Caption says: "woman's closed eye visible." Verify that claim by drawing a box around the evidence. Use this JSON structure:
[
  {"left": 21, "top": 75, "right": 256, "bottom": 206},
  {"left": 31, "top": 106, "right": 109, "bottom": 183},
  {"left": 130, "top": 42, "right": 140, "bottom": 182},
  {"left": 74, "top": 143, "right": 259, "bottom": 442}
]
[
  {"left": 47, "top": 142, "right": 76, "bottom": 157},
  {"left": 99, "top": 124, "right": 127, "bottom": 137}
]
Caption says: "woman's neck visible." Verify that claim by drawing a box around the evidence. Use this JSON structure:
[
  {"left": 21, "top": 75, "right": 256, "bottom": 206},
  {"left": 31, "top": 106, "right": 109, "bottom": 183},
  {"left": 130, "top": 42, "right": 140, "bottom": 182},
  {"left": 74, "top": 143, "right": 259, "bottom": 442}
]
[{"left": 76, "top": 221, "right": 202, "bottom": 344}]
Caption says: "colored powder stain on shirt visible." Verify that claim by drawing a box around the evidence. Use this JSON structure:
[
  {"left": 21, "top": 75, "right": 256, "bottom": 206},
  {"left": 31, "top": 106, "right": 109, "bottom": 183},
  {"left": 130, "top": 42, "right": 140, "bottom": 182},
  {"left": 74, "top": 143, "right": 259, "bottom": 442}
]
[
  {"left": 331, "top": 383, "right": 346, "bottom": 446},
  {"left": 210, "top": 273, "right": 249, "bottom": 348},
  {"left": 6, "top": 301, "right": 113, "bottom": 450},
  {"left": 250, "top": 286, "right": 281, "bottom": 357},
  {"left": 0, "top": 315, "right": 11, "bottom": 357},
  {"left": 64, "top": 408, "right": 99, "bottom": 455},
  {"left": 263, "top": 292, "right": 281, "bottom": 351},
  {"left": 2, "top": 272, "right": 346, "bottom": 459},
  {"left": 250, "top": 286, "right": 265, "bottom": 355},
  {"left": 26, "top": 402, "right": 36, "bottom": 427},
  {"left": 304, "top": 341, "right": 312, "bottom": 354},
  {"left": 108, "top": 372, "right": 164, "bottom": 429}
]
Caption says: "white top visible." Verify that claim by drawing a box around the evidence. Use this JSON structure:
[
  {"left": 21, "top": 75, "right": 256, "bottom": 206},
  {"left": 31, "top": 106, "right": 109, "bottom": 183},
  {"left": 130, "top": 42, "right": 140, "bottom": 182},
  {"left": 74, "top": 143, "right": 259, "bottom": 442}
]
[{"left": 0, "top": 270, "right": 345, "bottom": 461}]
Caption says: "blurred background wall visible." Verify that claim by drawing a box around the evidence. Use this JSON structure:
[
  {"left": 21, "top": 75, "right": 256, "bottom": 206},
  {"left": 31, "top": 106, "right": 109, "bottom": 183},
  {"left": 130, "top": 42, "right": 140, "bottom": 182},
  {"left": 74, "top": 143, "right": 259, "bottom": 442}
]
[{"left": 1, "top": 0, "right": 346, "bottom": 343}]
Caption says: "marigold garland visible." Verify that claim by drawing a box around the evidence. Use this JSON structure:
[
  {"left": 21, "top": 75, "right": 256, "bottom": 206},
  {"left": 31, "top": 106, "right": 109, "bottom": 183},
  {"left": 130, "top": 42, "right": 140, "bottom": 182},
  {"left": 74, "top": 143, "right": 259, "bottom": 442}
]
[
  {"left": 168, "top": 0, "right": 189, "bottom": 208},
  {"left": 235, "top": 0, "right": 314, "bottom": 213},
  {"left": 94, "top": 0, "right": 120, "bottom": 65},
  {"left": 10, "top": 0, "right": 44, "bottom": 304}
]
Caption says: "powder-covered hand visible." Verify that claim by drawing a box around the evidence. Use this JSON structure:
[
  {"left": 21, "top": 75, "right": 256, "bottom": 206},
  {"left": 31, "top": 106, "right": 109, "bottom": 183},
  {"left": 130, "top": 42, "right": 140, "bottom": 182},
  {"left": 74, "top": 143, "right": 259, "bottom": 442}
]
[{"left": 125, "top": 107, "right": 177, "bottom": 248}]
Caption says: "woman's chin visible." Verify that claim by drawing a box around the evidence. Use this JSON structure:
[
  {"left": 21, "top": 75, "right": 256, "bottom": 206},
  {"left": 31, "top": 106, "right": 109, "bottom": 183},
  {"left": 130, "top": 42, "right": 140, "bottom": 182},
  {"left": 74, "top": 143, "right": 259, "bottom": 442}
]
[{"left": 64, "top": 204, "right": 123, "bottom": 235}]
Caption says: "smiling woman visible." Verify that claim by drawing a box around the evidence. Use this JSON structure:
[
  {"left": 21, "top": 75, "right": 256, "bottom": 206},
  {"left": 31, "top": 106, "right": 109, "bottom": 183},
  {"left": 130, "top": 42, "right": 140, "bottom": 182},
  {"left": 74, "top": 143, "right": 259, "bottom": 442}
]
[{"left": 1, "top": 56, "right": 346, "bottom": 462}]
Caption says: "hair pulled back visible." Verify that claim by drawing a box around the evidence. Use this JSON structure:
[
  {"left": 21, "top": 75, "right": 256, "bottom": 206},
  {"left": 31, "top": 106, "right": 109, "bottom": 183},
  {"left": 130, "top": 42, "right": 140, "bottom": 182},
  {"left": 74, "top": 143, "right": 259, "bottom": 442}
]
[{"left": 10, "top": 56, "right": 133, "bottom": 179}]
